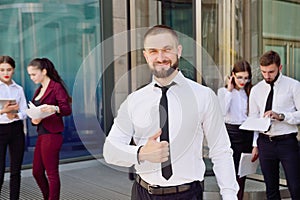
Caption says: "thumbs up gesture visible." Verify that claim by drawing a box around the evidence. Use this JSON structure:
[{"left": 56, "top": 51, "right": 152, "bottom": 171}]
[{"left": 138, "top": 129, "right": 170, "bottom": 163}]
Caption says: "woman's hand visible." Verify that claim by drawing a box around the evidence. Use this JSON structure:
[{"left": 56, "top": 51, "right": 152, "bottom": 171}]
[
  {"left": 1, "top": 102, "right": 19, "bottom": 114},
  {"left": 6, "top": 113, "right": 19, "bottom": 120},
  {"left": 40, "top": 104, "right": 56, "bottom": 113},
  {"left": 31, "top": 118, "right": 42, "bottom": 125},
  {"left": 227, "top": 76, "right": 234, "bottom": 92}
]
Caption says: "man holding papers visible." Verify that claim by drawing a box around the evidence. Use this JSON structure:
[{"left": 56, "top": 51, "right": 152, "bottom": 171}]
[{"left": 249, "top": 50, "right": 300, "bottom": 200}]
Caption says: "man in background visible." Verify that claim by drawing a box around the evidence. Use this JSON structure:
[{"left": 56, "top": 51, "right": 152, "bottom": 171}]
[{"left": 250, "top": 50, "right": 300, "bottom": 200}]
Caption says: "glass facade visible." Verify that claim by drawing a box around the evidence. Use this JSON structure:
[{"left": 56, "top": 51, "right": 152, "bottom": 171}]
[
  {"left": 0, "top": 0, "right": 103, "bottom": 166},
  {"left": 262, "top": 0, "right": 300, "bottom": 81},
  {"left": 1, "top": 0, "right": 300, "bottom": 184},
  {"left": 126, "top": 0, "right": 300, "bottom": 183}
]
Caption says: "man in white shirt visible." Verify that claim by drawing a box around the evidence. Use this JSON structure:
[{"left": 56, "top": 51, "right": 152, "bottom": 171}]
[
  {"left": 103, "top": 25, "right": 238, "bottom": 200},
  {"left": 250, "top": 50, "right": 300, "bottom": 200}
]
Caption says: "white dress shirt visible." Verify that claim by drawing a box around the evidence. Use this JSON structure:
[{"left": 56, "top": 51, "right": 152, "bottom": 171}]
[
  {"left": 249, "top": 73, "right": 300, "bottom": 146},
  {"left": 0, "top": 80, "right": 27, "bottom": 123},
  {"left": 104, "top": 71, "right": 238, "bottom": 199},
  {"left": 217, "top": 87, "right": 248, "bottom": 124}
]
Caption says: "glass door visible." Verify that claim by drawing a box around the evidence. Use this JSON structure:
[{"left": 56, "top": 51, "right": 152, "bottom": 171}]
[{"left": 264, "top": 39, "right": 300, "bottom": 81}]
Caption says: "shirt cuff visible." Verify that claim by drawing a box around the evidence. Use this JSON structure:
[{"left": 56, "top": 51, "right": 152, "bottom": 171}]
[
  {"left": 283, "top": 112, "right": 289, "bottom": 122},
  {"left": 137, "top": 146, "right": 143, "bottom": 165},
  {"left": 252, "top": 132, "right": 259, "bottom": 147},
  {"left": 222, "top": 194, "right": 238, "bottom": 200}
]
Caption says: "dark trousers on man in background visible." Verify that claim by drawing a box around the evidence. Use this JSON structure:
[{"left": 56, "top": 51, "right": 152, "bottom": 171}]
[{"left": 258, "top": 133, "right": 300, "bottom": 200}]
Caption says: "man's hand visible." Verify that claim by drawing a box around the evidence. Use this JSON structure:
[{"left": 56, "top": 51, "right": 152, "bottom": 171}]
[
  {"left": 263, "top": 110, "right": 280, "bottom": 120},
  {"left": 138, "top": 130, "right": 170, "bottom": 163},
  {"left": 251, "top": 147, "right": 259, "bottom": 162}
]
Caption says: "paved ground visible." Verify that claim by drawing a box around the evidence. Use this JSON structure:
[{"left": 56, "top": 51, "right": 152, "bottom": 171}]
[{"left": 1, "top": 158, "right": 291, "bottom": 200}]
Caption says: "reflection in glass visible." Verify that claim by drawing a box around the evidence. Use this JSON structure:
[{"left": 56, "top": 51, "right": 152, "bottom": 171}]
[{"left": 0, "top": 1, "right": 102, "bottom": 165}]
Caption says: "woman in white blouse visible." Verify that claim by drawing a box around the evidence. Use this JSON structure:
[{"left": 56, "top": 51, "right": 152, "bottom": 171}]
[
  {"left": 0, "top": 55, "right": 27, "bottom": 200},
  {"left": 217, "top": 60, "right": 253, "bottom": 200}
]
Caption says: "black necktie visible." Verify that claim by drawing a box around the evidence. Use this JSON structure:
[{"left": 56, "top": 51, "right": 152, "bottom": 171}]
[
  {"left": 264, "top": 83, "right": 274, "bottom": 132},
  {"left": 155, "top": 83, "right": 173, "bottom": 180},
  {"left": 265, "top": 83, "right": 274, "bottom": 112}
]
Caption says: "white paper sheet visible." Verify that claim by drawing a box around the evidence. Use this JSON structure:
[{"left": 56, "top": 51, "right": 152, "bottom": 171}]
[
  {"left": 239, "top": 117, "right": 271, "bottom": 132},
  {"left": 238, "top": 153, "right": 259, "bottom": 177},
  {"left": 25, "top": 101, "right": 55, "bottom": 119}
]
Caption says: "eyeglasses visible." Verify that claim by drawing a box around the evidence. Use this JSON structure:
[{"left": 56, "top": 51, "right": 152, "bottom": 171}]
[{"left": 234, "top": 75, "right": 251, "bottom": 83}]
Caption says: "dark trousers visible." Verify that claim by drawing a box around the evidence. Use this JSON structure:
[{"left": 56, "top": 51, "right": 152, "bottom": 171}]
[
  {"left": 225, "top": 123, "right": 253, "bottom": 200},
  {"left": 0, "top": 121, "right": 25, "bottom": 200},
  {"left": 32, "top": 134, "right": 63, "bottom": 200},
  {"left": 258, "top": 133, "right": 300, "bottom": 200},
  {"left": 131, "top": 180, "right": 203, "bottom": 200}
]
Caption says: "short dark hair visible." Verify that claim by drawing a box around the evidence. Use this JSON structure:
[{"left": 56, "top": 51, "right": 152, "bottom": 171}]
[
  {"left": 260, "top": 50, "right": 281, "bottom": 67},
  {"left": 144, "top": 25, "right": 179, "bottom": 46},
  {"left": 0, "top": 55, "right": 16, "bottom": 68}
]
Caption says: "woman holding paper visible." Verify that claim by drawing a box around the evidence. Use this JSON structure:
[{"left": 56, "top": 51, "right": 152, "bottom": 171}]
[
  {"left": 27, "top": 58, "right": 71, "bottom": 200},
  {"left": 0, "top": 55, "right": 27, "bottom": 200},
  {"left": 217, "top": 60, "right": 253, "bottom": 200}
]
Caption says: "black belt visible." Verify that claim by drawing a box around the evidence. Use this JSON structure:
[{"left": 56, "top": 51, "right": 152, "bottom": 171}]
[
  {"left": 136, "top": 175, "right": 194, "bottom": 195},
  {"left": 259, "top": 132, "right": 297, "bottom": 142}
]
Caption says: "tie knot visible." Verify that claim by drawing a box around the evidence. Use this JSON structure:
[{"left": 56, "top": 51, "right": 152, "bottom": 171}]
[
  {"left": 270, "top": 82, "right": 274, "bottom": 88},
  {"left": 154, "top": 82, "right": 175, "bottom": 94}
]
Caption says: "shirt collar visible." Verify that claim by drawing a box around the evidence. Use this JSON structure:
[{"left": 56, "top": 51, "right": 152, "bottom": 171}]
[
  {"left": 274, "top": 72, "right": 283, "bottom": 86},
  {"left": 151, "top": 70, "right": 185, "bottom": 88},
  {"left": 0, "top": 80, "right": 17, "bottom": 87}
]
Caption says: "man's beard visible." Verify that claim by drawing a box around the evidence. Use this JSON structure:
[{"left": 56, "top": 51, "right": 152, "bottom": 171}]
[
  {"left": 151, "top": 58, "right": 179, "bottom": 78},
  {"left": 264, "top": 70, "right": 280, "bottom": 84}
]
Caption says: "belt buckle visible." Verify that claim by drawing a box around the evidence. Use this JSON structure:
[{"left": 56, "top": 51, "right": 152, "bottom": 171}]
[{"left": 148, "top": 184, "right": 159, "bottom": 194}]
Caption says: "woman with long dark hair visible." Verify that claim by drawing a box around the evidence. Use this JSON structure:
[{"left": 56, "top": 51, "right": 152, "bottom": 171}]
[
  {"left": 0, "top": 55, "right": 27, "bottom": 199},
  {"left": 27, "top": 58, "right": 71, "bottom": 200},
  {"left": 217, "top": 60, "right": 253, "bottom": 200}
]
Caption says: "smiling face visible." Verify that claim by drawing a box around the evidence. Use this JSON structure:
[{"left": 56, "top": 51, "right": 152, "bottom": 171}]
[
  {"left": 0, "top": 63, "right": 14, "bottom": 85},
  {"left": 27, "top": 65, "right": 47, "bottom": 84},
  {"left": 143, "top": 32, "right": 182, "bottom": 79}
]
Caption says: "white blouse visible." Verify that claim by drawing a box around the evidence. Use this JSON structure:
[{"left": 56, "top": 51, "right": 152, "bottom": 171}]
[
  {"left": 0, "top": 80, "right": 27, "bottom": 124},
  {"left": 217, "top": 87, "right": 248, "bottom": 125}
]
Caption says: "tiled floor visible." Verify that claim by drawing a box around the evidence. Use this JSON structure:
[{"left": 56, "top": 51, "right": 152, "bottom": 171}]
[{"left": 1, "top": 159, "right": 291, "bottom": 200}]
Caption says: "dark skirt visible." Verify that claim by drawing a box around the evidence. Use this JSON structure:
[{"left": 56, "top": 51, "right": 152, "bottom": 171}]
[{"left": 225, "top": 123, "right": 253, "bottom": 174}]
